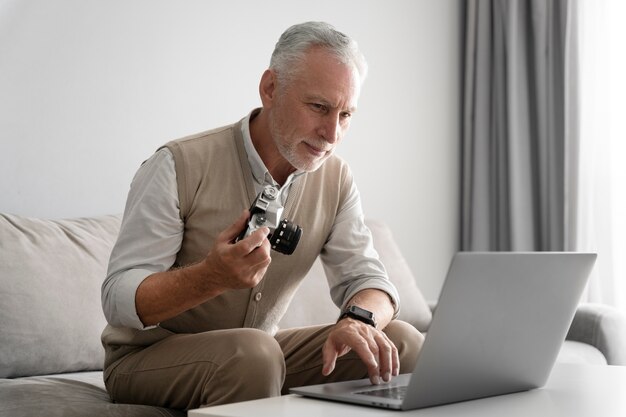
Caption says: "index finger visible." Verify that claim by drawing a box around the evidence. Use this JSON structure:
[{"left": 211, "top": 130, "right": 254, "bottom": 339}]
[{"left": 353, "top": 337, "right": 382, "bottom": 385}]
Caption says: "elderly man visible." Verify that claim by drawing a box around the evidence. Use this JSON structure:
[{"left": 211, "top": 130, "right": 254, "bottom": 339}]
[{"left": 101, "top": 21, "right": 423, "bottom": 410}]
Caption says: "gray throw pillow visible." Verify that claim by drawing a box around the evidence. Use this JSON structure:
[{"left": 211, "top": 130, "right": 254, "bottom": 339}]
[{"left": 0, "top": 214, "right": 121, "bottom": 378}]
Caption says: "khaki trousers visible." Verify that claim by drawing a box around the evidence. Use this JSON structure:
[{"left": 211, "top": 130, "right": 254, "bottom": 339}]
[{"left": 104, "top": 320, "right": 421, "bottom": 410}]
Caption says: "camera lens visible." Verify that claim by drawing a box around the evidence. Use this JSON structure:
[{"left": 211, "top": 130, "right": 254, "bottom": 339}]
[{"left": 269, "top": 219, "right": 302, "bottom": 255}]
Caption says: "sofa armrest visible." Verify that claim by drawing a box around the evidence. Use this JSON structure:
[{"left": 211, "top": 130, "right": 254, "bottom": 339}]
[{"left": 566, "top": 303, "right": 626, "bottom": 365}]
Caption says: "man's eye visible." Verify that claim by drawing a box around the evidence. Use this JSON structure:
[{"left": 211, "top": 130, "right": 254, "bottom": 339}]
[
  {"left": 341, "top": 112, "right": 352, "bottom": 119},
  {"left": 310, "top": 103, "right": 327, "bottom": 112}
]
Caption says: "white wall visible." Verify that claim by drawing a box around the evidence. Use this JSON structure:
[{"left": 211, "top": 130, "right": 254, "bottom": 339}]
[{"left": 0, "top": 0, "right": 461, "bottom": 300}]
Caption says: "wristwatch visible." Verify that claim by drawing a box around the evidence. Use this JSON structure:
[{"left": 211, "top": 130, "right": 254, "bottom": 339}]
[{"left": 338, "top": 305, "right": 377, "bottom": 328}]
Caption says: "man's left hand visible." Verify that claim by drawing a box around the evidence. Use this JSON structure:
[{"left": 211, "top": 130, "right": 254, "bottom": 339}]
[{"left": 322, "top": 317, "right": 399, "bottom": 385}]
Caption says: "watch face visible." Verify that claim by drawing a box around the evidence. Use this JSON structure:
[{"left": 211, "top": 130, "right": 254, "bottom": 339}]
[
  {"left": 350, "top": 305, "right": 374, "bottom": 320},
  {"left": 345, "top": 305, "right": 376, "bottom": 327}
]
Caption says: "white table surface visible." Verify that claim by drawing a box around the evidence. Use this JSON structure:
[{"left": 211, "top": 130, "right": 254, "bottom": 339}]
[{"left": 188, "top": 363, "right": 626, "bottom": 417}]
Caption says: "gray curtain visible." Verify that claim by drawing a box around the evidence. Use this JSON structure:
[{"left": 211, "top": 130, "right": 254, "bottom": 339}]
[{"left": 461, "top": 0, "right": 578, "bottom": 251}]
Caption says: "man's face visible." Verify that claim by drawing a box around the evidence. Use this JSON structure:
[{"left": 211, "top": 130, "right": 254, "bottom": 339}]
[{"left": 269, "top": 48, "right": 361, "bottom": 173}]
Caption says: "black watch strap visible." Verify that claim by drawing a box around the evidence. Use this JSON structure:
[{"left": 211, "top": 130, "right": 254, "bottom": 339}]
[{"left": 338, "top": 305, "right": 377, "bottom": 328}]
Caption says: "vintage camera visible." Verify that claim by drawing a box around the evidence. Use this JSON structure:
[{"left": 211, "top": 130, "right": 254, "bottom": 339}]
[{"left": 236, "top": 185, "right": 302, "bottom": 255}]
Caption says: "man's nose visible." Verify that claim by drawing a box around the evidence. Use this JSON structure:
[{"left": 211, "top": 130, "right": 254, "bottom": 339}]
[{"left": 317, "top": 115, "right": 341, "bottom": 143}]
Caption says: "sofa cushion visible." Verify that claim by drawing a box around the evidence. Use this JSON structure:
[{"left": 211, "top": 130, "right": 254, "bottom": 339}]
[
  {"left": 279, "top": 219, "right": 432, "bottom": 332},
  {"left": 557, "top": 341, "right": 607, "bottom": 365},
  {"left": 366, "top": 220, "right": 432, "bottom": 331},
  {"left": 0, "top": 214, "right": 121, "bottom": 378},
  {"left": 0, "top": 371, "right": 184, "bottom": 417}
]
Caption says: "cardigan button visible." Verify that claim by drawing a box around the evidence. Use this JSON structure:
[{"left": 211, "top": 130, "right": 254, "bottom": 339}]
[{"left": 254, "top": 292, "right": 262, "bottom": 302}]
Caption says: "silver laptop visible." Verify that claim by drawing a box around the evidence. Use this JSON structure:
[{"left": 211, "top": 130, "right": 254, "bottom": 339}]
[{"left": 291, "top": 252, "right": 596, "bottom": 410}]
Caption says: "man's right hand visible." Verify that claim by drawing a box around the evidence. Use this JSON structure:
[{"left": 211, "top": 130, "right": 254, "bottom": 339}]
[
  {"left": 200, "top": 210, "right": 272, "bottom": 291},
  {"left": 135, "top": 210, "right": 272, "bottom": 326}
]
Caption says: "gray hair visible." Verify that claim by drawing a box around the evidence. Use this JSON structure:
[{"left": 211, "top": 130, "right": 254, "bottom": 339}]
[{"left": 269, "top": 21, "right": 368, "bottom": 86}]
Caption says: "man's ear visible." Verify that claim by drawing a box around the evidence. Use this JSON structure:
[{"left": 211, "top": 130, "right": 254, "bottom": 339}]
[{"left": 259, "top": 69, "right": 277, "bottom": 108}]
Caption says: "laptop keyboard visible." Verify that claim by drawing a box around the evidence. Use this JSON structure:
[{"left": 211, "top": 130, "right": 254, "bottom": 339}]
[{"left": 354, "top": 385, "right": 408, "bottom": 400}]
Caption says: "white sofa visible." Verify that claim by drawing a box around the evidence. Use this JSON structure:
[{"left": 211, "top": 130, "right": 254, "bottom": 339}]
[{"left": 1, "top": 213, "right": 625, "bottom": 417}]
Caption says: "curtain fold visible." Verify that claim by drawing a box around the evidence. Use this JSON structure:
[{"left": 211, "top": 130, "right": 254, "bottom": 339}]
[{"left": 461, "top": 0, "right": 577, "bottom": 252}]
